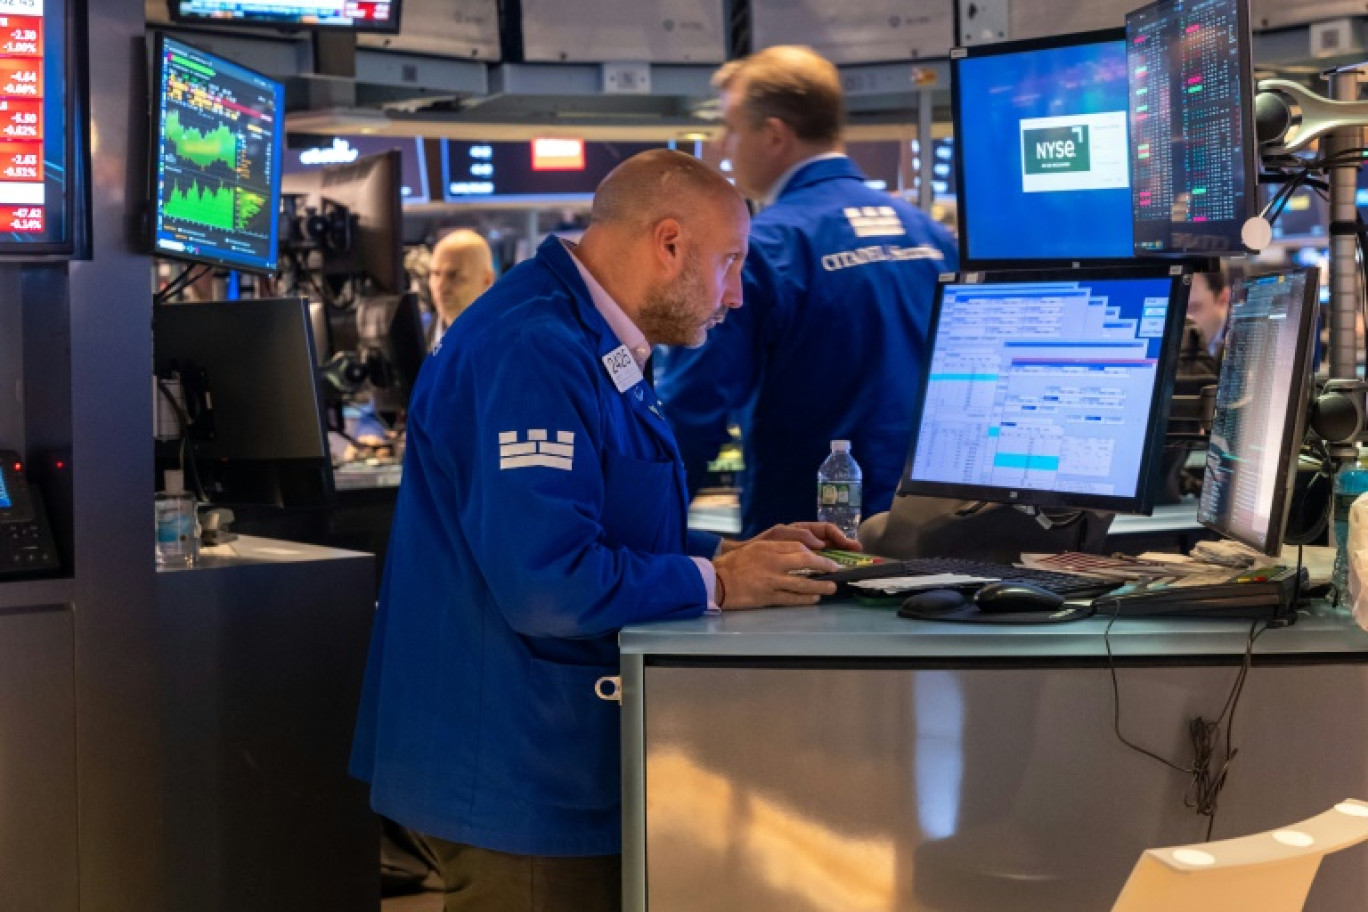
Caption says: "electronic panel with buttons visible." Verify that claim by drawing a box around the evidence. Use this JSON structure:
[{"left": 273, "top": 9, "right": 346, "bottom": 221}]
[{"left": 0, "top": 450, "right": 60, "bottom": 575}]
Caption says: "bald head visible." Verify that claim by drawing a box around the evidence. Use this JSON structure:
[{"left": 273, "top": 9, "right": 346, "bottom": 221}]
[
  {"left": 429, "top": 229, "right": 495, "bottom": 326},
  {"left": 575, "top": 149, "right": 749, "bottom": 348},
  {"left": 589, "top": 149, "right": 741, "bottom": 233}
]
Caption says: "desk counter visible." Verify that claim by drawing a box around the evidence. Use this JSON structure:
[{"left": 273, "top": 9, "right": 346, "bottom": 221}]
[{"left": 618, "top": 603, "right": 1368, "bottom": 912}]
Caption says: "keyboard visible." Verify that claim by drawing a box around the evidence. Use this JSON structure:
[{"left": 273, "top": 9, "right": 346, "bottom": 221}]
[{"left": 814, "top": 556, "right": 1115, "bottom": 598}]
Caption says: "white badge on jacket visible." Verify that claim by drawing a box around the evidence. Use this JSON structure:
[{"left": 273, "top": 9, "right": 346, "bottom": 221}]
[{"left": 602, "top": 345, "right": 644, "bottom": 393}]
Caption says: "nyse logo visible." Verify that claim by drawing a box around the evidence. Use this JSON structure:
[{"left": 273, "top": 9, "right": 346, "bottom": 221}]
[{"left": 1022, "top": 125, "right": 1091, "bottom": 175}]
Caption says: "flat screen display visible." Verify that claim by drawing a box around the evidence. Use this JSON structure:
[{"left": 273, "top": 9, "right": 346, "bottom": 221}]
[
  {"left": 285, "top": 135, "right": 429, "bottom": 204},
  {"left": 1127, "top": 0, "right": 1258, "bottom": 255},
  {"left": 0, "top": 0, "right": 75, "bottom": 253},
  {"left": 170, "top": 0, "right": 400, "bottom": 32},
  {"left": 151, "top": 35, "right": 284, "bottom": 274},
  {"left": 442, "top": 139, "right": 660, "bottom": 203},
  {"left": 952, "top": 30, "right": 1133, "bottom": 265},
  {"left": 900, "top": 268, "right": 1189, "bottom": 514},
  {"left": 1199, "top": 269, "right": 1319, "bottom": 554}
]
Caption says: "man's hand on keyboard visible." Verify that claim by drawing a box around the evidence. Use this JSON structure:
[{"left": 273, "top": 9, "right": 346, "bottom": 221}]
[
  {"left": 713, "top": 541, "right": 842, "bottom": 608},
  {"left": 719, "top": 521, "right": 861, "bottom": 556}
]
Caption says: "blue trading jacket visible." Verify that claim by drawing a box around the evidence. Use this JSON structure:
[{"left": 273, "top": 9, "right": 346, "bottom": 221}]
[
  {"left": 657, "top": 157, "right": 960, "bottom": 537},
  {"left": 350, "top": 236, "right": 720, "bottom": 856}
]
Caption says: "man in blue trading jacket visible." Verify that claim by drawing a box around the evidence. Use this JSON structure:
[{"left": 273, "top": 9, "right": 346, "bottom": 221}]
[
  {"left": 350, "top": 150, "right": 852, "bottom": 912},
  {"left": 657, "top": 45, "right": 961, "bottom": 538}
]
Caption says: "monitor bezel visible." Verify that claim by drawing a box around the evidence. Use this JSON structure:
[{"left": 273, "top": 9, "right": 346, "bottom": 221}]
[
  {"left": 897, "top": 265, "right": 1192, "bottom": 515},
  {"left": 950, "top": 27, "right": 1139, "bottom": 270},
  {"left": 168, "top": 0, "right": 403, "bottom": 34},
  {"left": 1197, "top": 267, "right": 1320, "bottom": 555},
  {"left": 148, "top": 32, "right": 286, "bottom": 276},
  {"left": 1125, "top": 0, "right": 1261, "bottom": 257}
]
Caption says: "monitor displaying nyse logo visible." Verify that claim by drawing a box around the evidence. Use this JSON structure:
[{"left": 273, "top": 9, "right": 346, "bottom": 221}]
[
  {"left": 1019, "top": 111, "right": 1129, "bottom": 195},
  {"left": 1024, "top": 125, "right": 1091, "bottom": 175}
]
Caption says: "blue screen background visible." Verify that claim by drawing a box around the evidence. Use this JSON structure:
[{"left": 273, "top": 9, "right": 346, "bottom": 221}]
[{"left": 958, "top": 40, "right": 1133, "bottom": 261}]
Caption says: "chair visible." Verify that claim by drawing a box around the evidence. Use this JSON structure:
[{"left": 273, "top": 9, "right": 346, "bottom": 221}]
[{"left": 1112, "top": 800, "right": 1368, "bottom": 911}]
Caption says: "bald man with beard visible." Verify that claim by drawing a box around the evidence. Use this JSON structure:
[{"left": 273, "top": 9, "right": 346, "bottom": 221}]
[{"left": 350, "top": 150, "right": 854, "bottom": 912}]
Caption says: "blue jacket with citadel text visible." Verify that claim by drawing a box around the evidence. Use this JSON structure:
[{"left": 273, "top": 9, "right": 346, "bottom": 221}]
[{"left": 657, "top": 157, "right": 959, "bottom": 537}]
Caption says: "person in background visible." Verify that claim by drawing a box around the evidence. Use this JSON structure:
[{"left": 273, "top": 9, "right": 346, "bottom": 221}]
[
  {"left": 656, "top": 45, "right": 960, "bottom": 539},
  {"left": 1187, "top": 270, "right": 1231, "bottom": 360},
  {"left": 350, "top": 149, "right": 853, "bottom": 912},
  {"left": 426, "top": 228, "right": 496, "bottom": 351}
]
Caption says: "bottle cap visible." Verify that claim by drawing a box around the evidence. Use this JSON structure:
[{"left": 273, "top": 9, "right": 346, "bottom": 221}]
[
  {"left": 164, "top": 469, "right": 185, "bottom": 495},
  {"left": 831, "top": 440, "right": 851, "bottom": 452}
]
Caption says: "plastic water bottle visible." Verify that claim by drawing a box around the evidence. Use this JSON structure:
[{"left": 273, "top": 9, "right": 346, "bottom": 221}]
[
  {"left": 817, "top": 440, "right": 862, "bottom": 540},
  {"left": 1332, "top": 451, "right": 1368, "bottom": 605}
]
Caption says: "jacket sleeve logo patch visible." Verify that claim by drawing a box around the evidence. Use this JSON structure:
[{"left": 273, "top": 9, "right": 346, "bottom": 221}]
[{"left": 499, "top": 429, "right": 575, "bottom": 471}]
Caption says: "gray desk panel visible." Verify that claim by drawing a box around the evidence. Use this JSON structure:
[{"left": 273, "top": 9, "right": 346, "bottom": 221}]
[{"left": 620, "top": 603, "right": 1368, "bottom": 659}]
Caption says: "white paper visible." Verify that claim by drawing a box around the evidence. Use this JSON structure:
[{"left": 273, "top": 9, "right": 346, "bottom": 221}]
[{"left": 849, "top": 574, "right": 997, "bottom": 594}]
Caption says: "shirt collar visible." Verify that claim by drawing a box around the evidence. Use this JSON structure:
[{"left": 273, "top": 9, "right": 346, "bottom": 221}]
[
  {"left": 562, "top": 238, "right": 652, "bottom": 369},
  {"left": 763, "top": 151, "right": 848, "bottom": 207}
]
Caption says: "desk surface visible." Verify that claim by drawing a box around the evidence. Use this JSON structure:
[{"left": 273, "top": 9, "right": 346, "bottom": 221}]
[
  {"left": 619, "top": 600, "right": 1368, "bottom": 660},
  {"left": 159, "top": 535, "right": 372, "bottom": 572}
]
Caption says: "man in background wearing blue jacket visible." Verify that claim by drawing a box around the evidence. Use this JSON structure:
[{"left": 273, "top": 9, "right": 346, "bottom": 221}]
[
  {"left": 350, "top": 150, "right": 853, "bottom": 912},
  {"left": 657, "top": 45, "right": 960, "bottom": 538}
]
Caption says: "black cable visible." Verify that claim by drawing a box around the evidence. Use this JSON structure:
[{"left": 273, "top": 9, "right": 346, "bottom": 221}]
[
  {"left": 155, "top": 377, "right": 207, "bottom": 502},
  {"left": 1105, "top": 608, "right": 1269, "bottom": 841},
  {"left": 153, "top": 263, "right": 210, "bottom": 306}
]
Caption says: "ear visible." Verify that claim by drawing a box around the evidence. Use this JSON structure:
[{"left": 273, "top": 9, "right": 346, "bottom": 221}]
[
  {"left": 762, "top": 115, "right": 796, "bottom": 155},
  {"left": 481, "top": 267, "right": 495, "bottom": 290},
  {"left": 652, "top": 217, "right": 687, "bottom": 275}
]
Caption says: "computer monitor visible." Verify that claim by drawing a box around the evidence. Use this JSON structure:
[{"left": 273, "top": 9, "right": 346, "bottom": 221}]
[
  {"left": 284, "top": 134, "right": 430, "bottom": 205},
  {"left": 1198, "top": 268, "right": 1320, "bottom": 554},
  {"left": 154, "top": 297, "right": 333, "bottom": 508},
  {"left": 1127, "top": 0, "right": 1259, "bottom": 255},
  {"left": 951, "top": 29, "right": 1134, "bottom": 266},
  {"left": 441, "top": 140, "right": 660, "bottom": 204},
  {"left": 150, "top": 34, "right": 284, "bottom": 274},
  {"left": 355, "top": 291, "right": 425, "bottom": 424},
  {"left": 282, "top": 149, "right": 405, "bottom": 293},
  {"left": 169, "top": 0, "right": 401, "bottom": 33},
  {"left": 0, "top": 0, "right": 86, "bottom": 256},
  {"left": 899, "top": 268, "right": 1190, "bottom": 514}
]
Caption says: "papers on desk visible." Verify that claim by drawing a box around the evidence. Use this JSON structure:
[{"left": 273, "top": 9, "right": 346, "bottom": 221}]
[
  {"left": 1019, "top": 551, "right": 1197, "bottom": 580},
  {"left": 849, "top": 574, "right": 996, "bottom": 595}
]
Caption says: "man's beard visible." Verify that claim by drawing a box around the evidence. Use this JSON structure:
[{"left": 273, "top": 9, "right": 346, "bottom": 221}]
[{"left": 637, "top": 254, "right": 715, "bottom": 348}]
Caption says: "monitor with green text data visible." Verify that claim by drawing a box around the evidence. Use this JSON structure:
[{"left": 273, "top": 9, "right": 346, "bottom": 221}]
[
  {"left": 1127, "top": 0, "right": 1259, "bottom": 255},
  {"left": 899, "top": 268, "right": 1190, "bottom": 514},
  {"left": 150, "top": 34, "right": 284, "bottom": 274},
  {"left": 1198, "top": 269, "right": 1319, "bottom": 554}
]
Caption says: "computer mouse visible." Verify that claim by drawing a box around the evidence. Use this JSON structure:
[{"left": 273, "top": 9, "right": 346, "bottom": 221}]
[
  {"left": 973, "top": 581, "right": 1066, "bottom": 613},
  {"left": 897, "top": 588, "right": 969, "bottom": 618}
]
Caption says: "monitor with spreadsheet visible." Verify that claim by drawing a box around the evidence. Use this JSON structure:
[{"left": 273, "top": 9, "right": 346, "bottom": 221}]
[
  {"left": 951, "top": 29, "right": 1134, "bottom": 266},
  {"left": 1198, "top": 268, "right": 1319, "bottom": 555},
  {"left": 899, "top": 269, "right": 1190, "bottom": 513},
  {"left": 1127, "top": 0, "right": 1259, "bottom": 255}
]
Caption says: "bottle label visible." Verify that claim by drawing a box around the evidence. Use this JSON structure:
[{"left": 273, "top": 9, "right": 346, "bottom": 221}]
[{"left": 818, "top": 482, "right": 862, "bottom": 507}]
